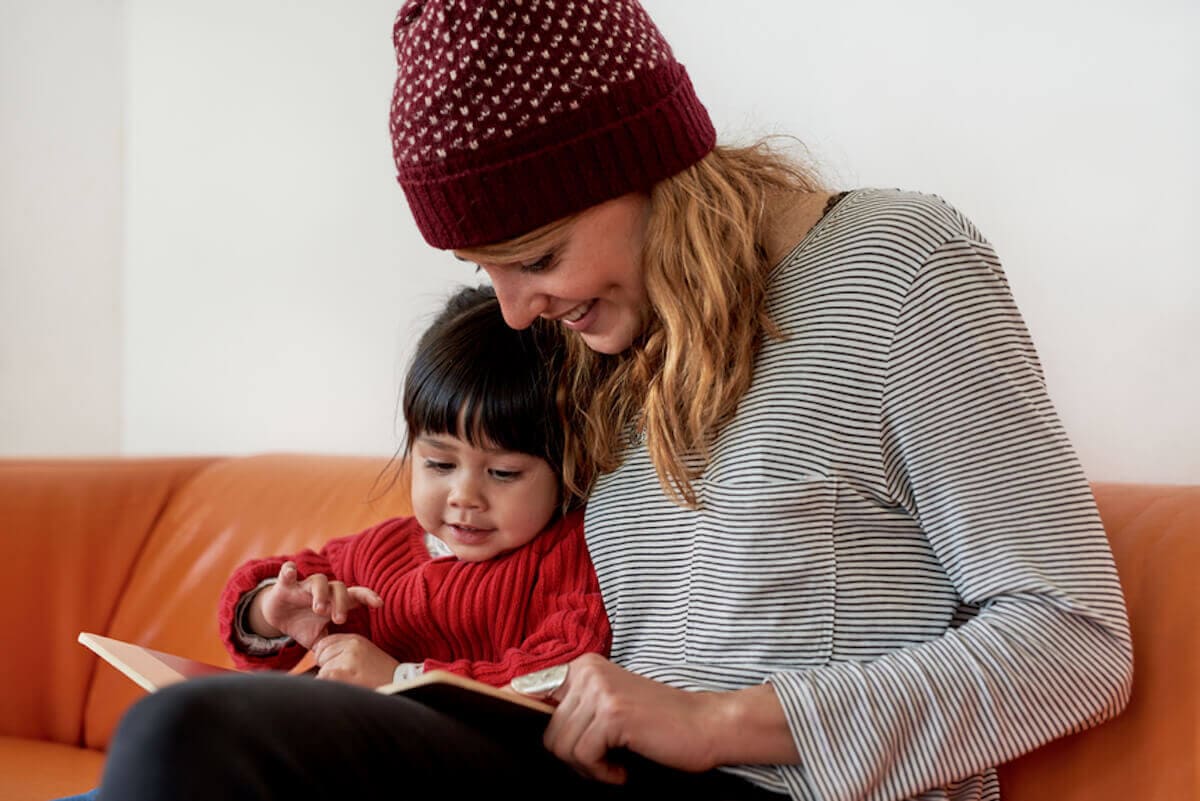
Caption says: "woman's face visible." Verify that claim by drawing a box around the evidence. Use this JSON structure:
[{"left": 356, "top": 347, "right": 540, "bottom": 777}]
[{"left": 459, "top": 193, "right": 650, "bottom": 355}]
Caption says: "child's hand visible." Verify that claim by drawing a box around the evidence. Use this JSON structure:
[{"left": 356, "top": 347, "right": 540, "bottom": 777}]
[
  {"left": 310, "top": 633, "right": 400, "bottom": 688},
  {"left": 254, "top": 562, "right": 383, "bottom": 649}
]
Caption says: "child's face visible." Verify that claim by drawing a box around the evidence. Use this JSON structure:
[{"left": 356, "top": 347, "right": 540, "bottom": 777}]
[{"left": 410, "top": 433, "right": 559, "bottom": 562}]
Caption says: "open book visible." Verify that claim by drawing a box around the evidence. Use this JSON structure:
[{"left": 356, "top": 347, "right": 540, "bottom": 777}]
[{"left": 78, "top": 632, "right": 553, "bottom": 730}]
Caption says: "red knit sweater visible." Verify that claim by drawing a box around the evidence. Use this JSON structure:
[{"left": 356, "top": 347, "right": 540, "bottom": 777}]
[{"left": 218, "top": 509, "right": 610, "bottom": 687}]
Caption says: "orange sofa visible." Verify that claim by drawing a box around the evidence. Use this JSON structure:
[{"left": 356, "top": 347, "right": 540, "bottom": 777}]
[{"left": 2, "top": 455, "right": 1196, "bottom": 800}]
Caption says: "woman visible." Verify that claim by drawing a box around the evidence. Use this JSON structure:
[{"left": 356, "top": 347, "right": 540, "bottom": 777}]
[{"left": 93, "top": 2, "right": 1131, "bottom": 799}]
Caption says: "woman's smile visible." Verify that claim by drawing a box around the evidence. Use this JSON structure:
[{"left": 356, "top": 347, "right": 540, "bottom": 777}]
[{"left": 558, "top": 299, "right": 598, "bottom": 329}]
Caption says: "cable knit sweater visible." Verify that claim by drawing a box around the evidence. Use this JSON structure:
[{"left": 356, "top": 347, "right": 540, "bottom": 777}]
[{"left": 218, "top": 509, "right": 610, "bottom": 686}]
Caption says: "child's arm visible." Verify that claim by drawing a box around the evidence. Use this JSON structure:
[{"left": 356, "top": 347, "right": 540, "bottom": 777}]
[
  {"left": 248, "top": 561, "right": 382, "bottom": 645},
  {"left": 218, "top": 535, "right": 379, "bottom": 671},
  {"left": 308, "top": 632, "right": 402, "bottom": 688}
]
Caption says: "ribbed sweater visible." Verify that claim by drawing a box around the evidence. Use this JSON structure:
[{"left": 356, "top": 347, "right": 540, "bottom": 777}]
[{"left": 218, "top": 509, "right": 610, "bottom": 686}]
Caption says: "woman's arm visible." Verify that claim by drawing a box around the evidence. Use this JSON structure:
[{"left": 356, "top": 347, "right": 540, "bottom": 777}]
[
  {"left": 545, "top": 655, "right": 798, "bottom": 784},
  {"left": 766, "top": 235, "right": 1132, "bottom": 801}
]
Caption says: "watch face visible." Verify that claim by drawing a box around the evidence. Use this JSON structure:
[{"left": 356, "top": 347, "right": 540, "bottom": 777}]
[{"left": 509, "top": 663, "right": 569, "bottom": 697}]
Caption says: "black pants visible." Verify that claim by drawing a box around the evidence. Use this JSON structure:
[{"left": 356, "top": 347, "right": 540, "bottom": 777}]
[{"left": 96, "top": 673, "right": 785, "bottom": 800}]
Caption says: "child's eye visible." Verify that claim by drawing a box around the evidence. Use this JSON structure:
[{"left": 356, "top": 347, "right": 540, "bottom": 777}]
[
  {"left": 519, "top": 253, "right": 554, "bottom": 274},
  {"left": 423, "top": 459, "right": 454, "bottom": 473},
  {"left": 489, "top": 469, "right": 522, "bottom": 481}
]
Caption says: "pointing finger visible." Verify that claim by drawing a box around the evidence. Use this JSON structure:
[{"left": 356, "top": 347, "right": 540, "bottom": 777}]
[
  {"left": 348, "top": 586, "right": 384, "bottom": 608},
  {"left": 277, "top": 561, "right": 298, "bottom": 586}
]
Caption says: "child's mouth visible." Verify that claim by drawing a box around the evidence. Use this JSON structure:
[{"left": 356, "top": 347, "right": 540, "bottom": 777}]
[{"left": 448, "top": 523, "right": 493, "bottom": 544}]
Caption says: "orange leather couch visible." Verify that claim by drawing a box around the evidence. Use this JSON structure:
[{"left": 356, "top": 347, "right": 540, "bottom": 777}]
[{"left": 2, "top": 455, "right": 1196, "bottom": 800}]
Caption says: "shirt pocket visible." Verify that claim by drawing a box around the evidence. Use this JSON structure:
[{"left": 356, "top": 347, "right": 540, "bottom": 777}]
[{"left": 686, "top": 477, "right": 837, "bottom": 668}]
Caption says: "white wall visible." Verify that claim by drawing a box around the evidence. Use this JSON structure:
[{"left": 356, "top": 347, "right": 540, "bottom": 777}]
[
  {"left": 0, "top": 0, "right": 123, "bottom": 456},
  {"left": 120, "top": 0, "right": 476, "bottom": 455},
  {"left": 4, "top": 1, "right": 1198, "bottom": 483},
  {"left": 655, "top": 0, "right": 1200, "bottom": 486}
]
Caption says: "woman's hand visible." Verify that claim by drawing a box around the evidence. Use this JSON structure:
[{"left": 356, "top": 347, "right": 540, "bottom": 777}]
[
  {"left": 542, "top": 654, "right": 801, "bottom": 783},
  {"left": 251, "top": 561, "right": 382, "bottom": 649},
  {"left": 543, "top": 654, "right": 727, "bottom": 784},
  {"left": 310, "top": 633, "right": 400, "bottom": 688}
]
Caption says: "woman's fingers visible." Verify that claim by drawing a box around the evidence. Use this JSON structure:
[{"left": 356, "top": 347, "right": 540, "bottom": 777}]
[
  {"left": 547, "top": 697, "right": 604, "bottom": 778},
  {"left": 542, "top": 656, "right": 630, "bottom": 784}
]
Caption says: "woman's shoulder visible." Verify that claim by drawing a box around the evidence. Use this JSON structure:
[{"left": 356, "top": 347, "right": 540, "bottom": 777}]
[
  {"left": 774, "top": 187, "right": 990, "bottom": 287},
  {"left": 763, "top": 188, "right": 1002, "bottom": 338},
  {"left": 826, "top": 188, "right": 987, "bottom": 245}
]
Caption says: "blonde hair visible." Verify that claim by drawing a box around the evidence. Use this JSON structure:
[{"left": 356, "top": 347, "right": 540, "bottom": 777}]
[{"left": 462, "top": 140, "right": 822, "bottom": 507}]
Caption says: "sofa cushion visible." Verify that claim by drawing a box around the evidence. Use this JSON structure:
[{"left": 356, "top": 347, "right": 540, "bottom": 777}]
[
  {"left": 0, "top": 732, "right": 104, "bottom": 800},
  {"left": 0, "top": 458, "right": 216, "bottom": 747},
  {"left": 998, "top": 483, "right": 1200, "bottom": 800},
  {"left": 84, "top": 454, "right": 412, "bottom": 749}
]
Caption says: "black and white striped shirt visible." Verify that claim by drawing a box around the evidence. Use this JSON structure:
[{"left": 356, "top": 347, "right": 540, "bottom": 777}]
[{"left": 583, "top": 189, "right": 1133, "bottom": 801}]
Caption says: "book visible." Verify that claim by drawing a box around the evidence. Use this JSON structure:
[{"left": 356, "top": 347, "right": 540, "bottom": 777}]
[{"left": 77, "top": 631, "right": 554, "bottom": 730}]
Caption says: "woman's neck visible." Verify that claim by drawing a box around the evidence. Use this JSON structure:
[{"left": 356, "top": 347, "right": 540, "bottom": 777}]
[{"left": 760, "top": 188, "right": 833, "bottom": 267}]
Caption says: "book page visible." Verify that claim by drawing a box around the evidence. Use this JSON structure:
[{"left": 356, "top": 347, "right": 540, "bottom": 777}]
[
  {"left": 78, "top": 632, "right": 549, "bottom": 732},
  {"left": 78, "top": 632, "right": 317, "bottom": 692},
  {"left": 376, "top": 669, "right": 553, "bottom": 713},
  {"left": 377, "top": 669, "right": 553, "bottom": 732},
  {"left": 78, "top": 632, "right": 234, "bottom": 692}
]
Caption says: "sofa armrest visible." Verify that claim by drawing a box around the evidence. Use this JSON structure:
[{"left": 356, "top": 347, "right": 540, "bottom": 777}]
[
  {"left": 0, "top": 458, "right": 218, "bottom": 746},
  {"left": 999, "top": 482, "right": 1200, "bottom": 800}
]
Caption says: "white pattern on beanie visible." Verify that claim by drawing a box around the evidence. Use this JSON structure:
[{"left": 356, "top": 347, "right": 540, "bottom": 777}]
[
  {"left": 391, "top": 0, "right": 672, "bottom": 162},
  {"left": 389, "top": 0, "right": 714, "bottom": 249}
]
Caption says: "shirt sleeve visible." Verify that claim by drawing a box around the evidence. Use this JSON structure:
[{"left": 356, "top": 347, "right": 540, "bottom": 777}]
[
  {"left": 231, "top": 578, "right": 294, "bottom": 655},
  {"left": 422, "top": 517, "right": 612, "bottom": 686},
  {"left": 765, "top": 236, "right": 1133, "bottom": 801}
]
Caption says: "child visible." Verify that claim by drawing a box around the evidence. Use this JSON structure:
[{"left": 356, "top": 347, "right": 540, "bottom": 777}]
[
  {"left": 50, "top": 285, "right": 609, "bottom": 801},
  {"left": 221, "top": 283, "right": 610, "bottom": 688}
]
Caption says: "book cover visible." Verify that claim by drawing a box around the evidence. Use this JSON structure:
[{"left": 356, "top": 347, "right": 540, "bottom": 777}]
[{"left": 77, "top": 632, "right": 553, "bottom": 730}]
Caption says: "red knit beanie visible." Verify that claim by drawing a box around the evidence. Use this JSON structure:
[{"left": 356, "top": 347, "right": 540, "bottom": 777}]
[{"left": 390, "top": 0, "right": 716, "bottom": 249}]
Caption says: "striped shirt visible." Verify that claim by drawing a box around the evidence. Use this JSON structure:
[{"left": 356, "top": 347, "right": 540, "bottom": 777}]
[{"left": 583, "top": 189, "right": 1133, "bottom": 801}]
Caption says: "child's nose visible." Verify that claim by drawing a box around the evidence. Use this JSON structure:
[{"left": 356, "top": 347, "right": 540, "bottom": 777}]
[{"left": 448, "top": 474, "right": 485, "bottom": 508}]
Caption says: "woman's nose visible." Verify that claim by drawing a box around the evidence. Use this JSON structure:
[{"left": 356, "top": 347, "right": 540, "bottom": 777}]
[{"left": 487, "top": 271, "right": 549, "bottom": 330}]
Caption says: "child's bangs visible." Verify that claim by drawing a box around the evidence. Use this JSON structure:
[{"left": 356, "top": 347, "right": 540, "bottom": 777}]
[{"left": 404, "top": 354, "right": 553, "bottom": 463}]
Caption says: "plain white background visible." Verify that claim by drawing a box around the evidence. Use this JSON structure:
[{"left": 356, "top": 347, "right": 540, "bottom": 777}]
[{"left": 1, "top": 0, "right": 1197, "bottom": 484}]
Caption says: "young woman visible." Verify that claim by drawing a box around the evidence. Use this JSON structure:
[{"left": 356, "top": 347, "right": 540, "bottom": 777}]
[{"left": 91, "top": 2, "right": 1132, "bottom": 800}]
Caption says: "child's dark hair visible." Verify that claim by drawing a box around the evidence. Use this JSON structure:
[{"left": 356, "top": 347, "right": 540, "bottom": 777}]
[{"left": 402, "top": 285, "right": 567, "bottom": 484}]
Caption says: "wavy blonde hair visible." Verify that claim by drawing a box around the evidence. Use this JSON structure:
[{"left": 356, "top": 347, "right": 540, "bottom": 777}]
[{"left": 461, "top": 140, "right": 822, "bottom": 507}]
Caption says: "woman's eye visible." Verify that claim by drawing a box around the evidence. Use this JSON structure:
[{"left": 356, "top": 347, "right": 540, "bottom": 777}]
[
  {"left": 489, "top": 469, "right": 522, "bottom": 481},
  {"left": 424, "top": 459, "right": 454, "bottom": 473},
  {"left": 519, "top": 253, "right": 554, "bottom": 274}
]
